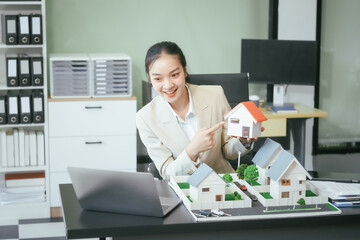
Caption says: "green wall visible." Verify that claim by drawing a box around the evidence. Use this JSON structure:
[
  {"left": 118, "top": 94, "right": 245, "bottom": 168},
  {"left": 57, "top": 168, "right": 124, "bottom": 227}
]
[{"left": 46, "top": 0, "right": 269, "bottom": 109}]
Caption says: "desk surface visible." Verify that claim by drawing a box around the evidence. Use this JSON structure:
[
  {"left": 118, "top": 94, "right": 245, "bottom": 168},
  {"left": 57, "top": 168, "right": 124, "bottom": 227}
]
[
  {"left": 60, "top": 182, "right": 360, "bottom": 240},
  {"left": 260, "top": 103, "right": 328, "bottom": 119}
]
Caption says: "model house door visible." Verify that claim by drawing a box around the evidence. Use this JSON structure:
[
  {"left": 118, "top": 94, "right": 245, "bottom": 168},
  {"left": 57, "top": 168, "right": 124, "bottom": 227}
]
[{"left": 242, "top": 126, "right": 250, "bottom": 137}]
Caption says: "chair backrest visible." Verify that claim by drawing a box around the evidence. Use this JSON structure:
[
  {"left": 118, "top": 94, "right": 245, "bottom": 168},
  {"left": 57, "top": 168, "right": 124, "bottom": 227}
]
[{"left": 188, "top": 73, "right": 249, "bottom": 108}]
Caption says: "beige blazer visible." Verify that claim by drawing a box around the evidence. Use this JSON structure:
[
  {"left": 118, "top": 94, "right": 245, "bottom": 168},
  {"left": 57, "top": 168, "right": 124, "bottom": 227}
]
[{"left": 136, "top": 84, "right": 250, "bottom": 179}]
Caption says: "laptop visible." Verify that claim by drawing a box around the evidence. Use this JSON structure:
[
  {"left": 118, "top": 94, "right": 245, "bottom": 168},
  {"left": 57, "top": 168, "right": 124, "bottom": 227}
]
[{"left": 67, "top": 167, "right": 182, "bottom": 217}]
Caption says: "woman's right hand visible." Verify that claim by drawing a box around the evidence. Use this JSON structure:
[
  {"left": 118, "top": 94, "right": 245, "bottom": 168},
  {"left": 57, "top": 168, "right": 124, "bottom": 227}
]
[{"left": 185, "top": 122, "right": 224, "bottom": 161}]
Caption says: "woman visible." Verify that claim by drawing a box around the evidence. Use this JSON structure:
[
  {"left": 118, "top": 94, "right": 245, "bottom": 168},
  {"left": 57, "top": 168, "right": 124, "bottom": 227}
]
[{"left": 136, "top": 41, "right": 259, "bottom": 179}]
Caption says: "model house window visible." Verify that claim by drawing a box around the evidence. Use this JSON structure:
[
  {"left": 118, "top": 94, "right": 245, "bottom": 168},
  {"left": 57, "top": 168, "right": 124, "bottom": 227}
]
[
  {"left": 299, "top": 180, "right": 303, "bottom": 184},
  {"left": 230, "top": 118, "right": 239, "bottom": 124},
  {"left": 281, "top": 179, "right": 291, "bottom": 186},
  {"left": 281, "top": 192, "right": 289, "bottom": 198},
  {"left": 242, "top": 126, "right": 250, "bottom": 137},
  {"left": 215, "top": 194, "right": 223, "bottom": 201},
  {"left": 202, "top": 187, "right": 209, "bottom": 192},
  {"left": 299, "top": 191, "right": 302, "bottom": 195}
]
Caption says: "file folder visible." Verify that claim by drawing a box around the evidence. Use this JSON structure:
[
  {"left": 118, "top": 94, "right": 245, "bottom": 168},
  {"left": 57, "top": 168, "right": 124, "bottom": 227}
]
[
  {"left": 0, "top": 130, "right": 7, "bottom": 168},
  {"left": 36, "top": 131, "right": 45, "bottom": 166},
  {"left": 29, "top": 130, "right": 37, "bottom": 166},
  {"left": 19, "top": 90, "right": 32, "bottom": 124},
  {"left": 19, "top": 128, "right": 25, "bottom": 167},
  {"left": 30, "top": 57, "right": 43, "bottom": 86},
  {"left": 24, "top": 130, "right": 30, "bottom": 166},
  {"left": 6, "top": 131, "right": 15, "bottom": 167},
  {"left": 0, "top": 91, "right": 7, "bottom": 125},
  {"left": 30, "top": 14, "right": 42, "bottom": 44},
  {"left": 31, "top": 90, "right": 44, "bottom": 123},
  {"left": 6, "top": 90, "right": 20, "bottom": 124},
  {"left": 13, "top": 128, "right": 20, "bottom": 167},
  {"left": 18, "top": 15, "right": 30, "bottom": 44},
  {"left": 19, "top": 56, "right": 31, "bottom": 86},
  {"left": 4, "top": 15, "right": 18, "bottom": 45},
  {"left": 7, "top": 57, "right": 19, "bottom": 87}
]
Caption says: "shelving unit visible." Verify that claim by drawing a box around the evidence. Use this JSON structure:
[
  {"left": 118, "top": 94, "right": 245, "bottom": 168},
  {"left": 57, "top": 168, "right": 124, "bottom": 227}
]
[{"left": 0, "top": 0, "right": 49, "bottom": 220}]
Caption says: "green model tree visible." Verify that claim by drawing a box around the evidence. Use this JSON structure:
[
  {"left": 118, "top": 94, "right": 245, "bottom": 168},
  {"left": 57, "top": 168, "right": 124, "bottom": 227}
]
[
  {"left": 236, "top": 163, "right": 248, "bottom": 179},
  {"left": 244, "top": 165, "right": 259, "bottom": 186},
  {"left": 297, "top": 198, "right": 306, "bottom": 205},
  {"left": 232, "top": 191, "right": 242, "bottom": 200},
  {"left": 222, "top": 173, "right": 233, "bottom": 183}
]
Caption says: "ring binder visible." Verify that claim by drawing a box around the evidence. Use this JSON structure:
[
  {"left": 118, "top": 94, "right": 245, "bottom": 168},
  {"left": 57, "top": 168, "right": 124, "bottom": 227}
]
[
  {"left": 19, "top": 90, "right": 32, "bottom": 124},
  {"left": 6, "top": 90, "right": 20, "bottom": 124},
  {"left": 30, "top": 57, "right": 44, "bottom": 86},
  {"left": 30, "top": 14, "right": 42, "bottom": 44},
  {"left": 19, "top": 56, "right": 31, "bottom": 86},
  {"left": 31, "top": 90, "right": 44, "bottom": 123},
  {"left": 18, "top": 15, "right": 30, "bottom": 45},
  {"left": 0, "top": 91, "right": 7, "bottom": 125},
  {"left": 7, "top": 57, "right": 19, "bottom": 87},
  {"left": 4, "top": 15, "right": 18, "bottom": 45}
]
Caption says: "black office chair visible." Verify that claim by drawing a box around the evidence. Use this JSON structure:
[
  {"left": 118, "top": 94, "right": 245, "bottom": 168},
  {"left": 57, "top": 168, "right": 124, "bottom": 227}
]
[{"left": 188, "top": 73, "right": 249, "bottom": 108}]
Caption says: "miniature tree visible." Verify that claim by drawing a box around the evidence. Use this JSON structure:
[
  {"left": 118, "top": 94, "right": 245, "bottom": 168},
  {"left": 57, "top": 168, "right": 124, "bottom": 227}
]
[
  {"left": 222, "top": 173, "right": 233, "bottom": 183},
  {"left": 236, "top": 163, "right": 248, "bottom": 179},
  {"left": 297, "top": 198, "right": 306, "bottom": 205},
  {"left": 244, "top": 165, "right": 259, "bottom": 186},
  {"left": 232, "top": 191, "right": 242, "bottom": 200}
]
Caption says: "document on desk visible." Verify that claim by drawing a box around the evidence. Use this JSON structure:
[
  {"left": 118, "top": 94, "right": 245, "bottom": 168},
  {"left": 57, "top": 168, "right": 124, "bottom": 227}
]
[{"left": 309, "top": 180, "right": 360, "bottom": 207}]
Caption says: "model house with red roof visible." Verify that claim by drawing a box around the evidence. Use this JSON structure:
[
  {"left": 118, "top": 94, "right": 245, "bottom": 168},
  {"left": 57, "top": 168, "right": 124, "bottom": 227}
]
[{"left": 224, "top": 101, "right": 267, "bottom": 138}]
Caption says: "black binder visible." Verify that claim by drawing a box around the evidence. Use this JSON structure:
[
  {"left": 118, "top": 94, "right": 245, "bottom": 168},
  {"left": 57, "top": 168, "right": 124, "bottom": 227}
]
[
  {"left": 30, "top": 57, "right": 43, "bottom": 86},
  {"left": 19, "top": 56, "right": 31, "bottom": 86},
  {"left": 0, "top": 91, "right": 7, "bottom": 125},
  {"left": 19, "top": 90, "right": 32, "bottom": 124},
  {"left": 6, "top": 90, "right": 20, "bottom": 124},
  {"left": 30, "top": 14, "right": 42, "bottom": 44},
  {"left": 4, "top": 15, "right": 18, "bottom": 45},
  {"left": 31, "top": 90, "right": 44, "bottom": 123},
  {"left": 6, "top": 57, "right": 19, "bottom": 87},
  {"left": 18, "top": 15, "right": 30, "bottom": 45}
]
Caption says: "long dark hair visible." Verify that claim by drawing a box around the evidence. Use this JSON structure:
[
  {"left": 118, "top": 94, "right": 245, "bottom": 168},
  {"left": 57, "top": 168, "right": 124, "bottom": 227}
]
[{"left": 145, "top": 41, "right": 190, "bottom": 82}]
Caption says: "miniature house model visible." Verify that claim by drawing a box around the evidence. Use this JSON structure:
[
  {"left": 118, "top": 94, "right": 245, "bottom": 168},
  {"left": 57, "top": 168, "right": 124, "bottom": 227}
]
[
  {"left": 187, "top": 164, "right": 227, "bottom": 202},
  {"left": 224, "top": 101, "right": 267, "bottom": 138},
  {"left": 252, "top": 138, "right": 311, "bottom": 203}
]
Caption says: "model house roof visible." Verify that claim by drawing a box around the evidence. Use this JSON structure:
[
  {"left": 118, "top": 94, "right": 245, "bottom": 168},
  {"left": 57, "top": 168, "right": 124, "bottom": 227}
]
[
  {"left": 252, "top": 138, "right": 282, "bottom": 168},
  {"left": 267, "top": 150, "right": 312, "bottom": 182},
  {"left": 224, "top": 101, "right": 267, "bottom": 123},
  {"left": 187, "top": 163, "right": 225, "bottom": 187}
]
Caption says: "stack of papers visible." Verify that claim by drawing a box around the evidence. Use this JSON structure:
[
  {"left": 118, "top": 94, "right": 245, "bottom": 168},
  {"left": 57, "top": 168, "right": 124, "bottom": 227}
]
[
  {"left": 1, "top": 172, "right": 46, "bottom": 205},
  {"left": 270, "top": 105, "right": 298, "bottom": 114},
  {"left": 1, "top": 186, "right": 46, "bottom": 205},
  {"left": 309, "top": 180, "right": 360, "bottom": 207}
]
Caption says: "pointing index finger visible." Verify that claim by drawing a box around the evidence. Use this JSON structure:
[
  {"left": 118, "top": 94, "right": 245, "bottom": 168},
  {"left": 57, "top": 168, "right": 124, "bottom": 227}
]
[{"left": 208, "top": 121, "right": 225, "bottom": 133}]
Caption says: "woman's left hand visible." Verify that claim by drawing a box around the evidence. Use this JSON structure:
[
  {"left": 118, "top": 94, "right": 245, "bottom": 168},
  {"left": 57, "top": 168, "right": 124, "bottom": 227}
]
[{"left": 233, "top": 127, "right": 265, "bottom": 145}]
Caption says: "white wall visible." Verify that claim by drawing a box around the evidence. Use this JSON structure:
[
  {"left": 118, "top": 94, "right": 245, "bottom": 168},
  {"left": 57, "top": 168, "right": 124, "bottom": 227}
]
[{"left": 277, "top": 0, "right": 317, "bottom": 170}]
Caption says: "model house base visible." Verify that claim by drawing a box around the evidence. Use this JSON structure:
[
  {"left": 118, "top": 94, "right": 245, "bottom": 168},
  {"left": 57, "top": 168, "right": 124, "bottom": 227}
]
[{"left": 169, "top": 173, "right": 341, "bottom": 222}]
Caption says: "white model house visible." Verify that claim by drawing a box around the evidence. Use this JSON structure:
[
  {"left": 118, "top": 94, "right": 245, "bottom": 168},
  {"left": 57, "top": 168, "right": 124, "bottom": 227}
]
[
  {"left": 267, "top": 150, "right": 312, "bottom": 201},
  {"left": 224, "top": 101, "right": 267, "bottom": 138},
  {"left": 252, "top": 138, "right": 312, "bottom": 203},
  {"left": 252, "top": 138, "right": 282, "bottom": 185},
  {"left": 187, "top": 163, "right": 227, "bottom": 202}
]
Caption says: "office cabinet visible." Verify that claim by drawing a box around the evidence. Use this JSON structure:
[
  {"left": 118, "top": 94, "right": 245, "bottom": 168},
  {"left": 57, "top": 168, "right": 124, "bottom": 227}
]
[
  {"left": 48, "top": 97, "right": 137, "bottom": 206},
  {"left": 0, "top": 1, "right": 49, "bottom": 220}
]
